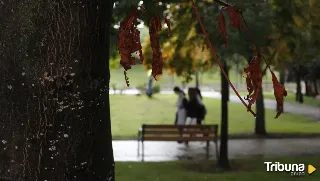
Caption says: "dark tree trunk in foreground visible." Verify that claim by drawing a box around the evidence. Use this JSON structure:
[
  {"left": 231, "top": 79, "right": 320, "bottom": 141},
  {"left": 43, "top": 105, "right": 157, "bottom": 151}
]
[
  {"left": 0, "top": 0, "right": 114, "bottom": 180},
  {"left": 255, "top": 88, "right": 267, "bottom": 135},
  {"left": 218, "top": 59, "right": 230, "bottom": 169}
]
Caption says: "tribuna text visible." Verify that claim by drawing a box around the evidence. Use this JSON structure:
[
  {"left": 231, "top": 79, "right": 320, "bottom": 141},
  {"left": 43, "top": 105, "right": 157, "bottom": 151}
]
[{"left": 264, "top": 162, "right": 305, "bottom": 176}]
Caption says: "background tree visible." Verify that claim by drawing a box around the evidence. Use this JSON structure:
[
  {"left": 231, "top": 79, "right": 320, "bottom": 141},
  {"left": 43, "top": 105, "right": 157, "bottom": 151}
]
[{"left": 266, "top": 0, "right": 320, "bottom": 103}]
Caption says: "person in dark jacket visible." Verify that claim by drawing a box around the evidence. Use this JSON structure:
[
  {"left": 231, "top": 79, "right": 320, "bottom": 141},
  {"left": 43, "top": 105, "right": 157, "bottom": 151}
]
[
  {"left": 195, "top": 88, "right": 206, "bottom": 125},
  {"left": 185, "top": 88, "right": 200, "bottom": 125}
]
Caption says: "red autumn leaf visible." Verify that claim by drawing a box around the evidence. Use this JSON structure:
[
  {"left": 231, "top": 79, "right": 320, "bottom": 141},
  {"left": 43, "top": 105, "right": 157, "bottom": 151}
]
[
  {"left": 243, "top": 55, "right": 263, "bottom": 110},
  {"left": 117, "top": 6, "right": 146, "bottom": 86},
  {"left": 226, "top": 7, "right": 243, "bottom": 32},
  {"left": 271, "top": 70, "right": 287, "bottom": 118},
  {"left": 217, "top": 11, "right": 228, "bottom": 47},
  {"left": 149, "top": 17, "right": 164, "bottom": 80}
]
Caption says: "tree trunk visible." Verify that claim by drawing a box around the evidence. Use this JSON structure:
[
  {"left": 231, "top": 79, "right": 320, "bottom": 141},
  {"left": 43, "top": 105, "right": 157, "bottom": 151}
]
[
  {"left": 276, "top": 68, "right": 285, "bottom": 115},
  {"left": 305, "top": 80, "right": 311, "bottom": 96},
  {"left": 172, "top": 75, "right": 175, "bottom": 87},
  {"left": 236, "top": 62, "right": 239, "bottom": 89},
  {"left": 255, "top": 88, "right": 267, "bottom": 135},
  {"left": 314, "top": 79, "right": 319, "bottom": 95},
  {"left": 0, "top": 0, "right": 114, "bottom": 180},
  {"left": 195, "top": 70, "right": 199, "bottom": 89},
  {"left": 218, "top": 59, "right": 230, "bottom": 169},
  {"left": 279, "top": 68, "right": 285, "bottom": 85},
  {"left": 295, "top": 69, "right": 304, "bottom": 103}
]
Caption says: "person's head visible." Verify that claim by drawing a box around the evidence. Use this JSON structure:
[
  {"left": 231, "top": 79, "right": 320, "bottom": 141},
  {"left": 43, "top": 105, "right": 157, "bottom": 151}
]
[{"left": 173, "top": 86, "right": 181, "bottom": 95}]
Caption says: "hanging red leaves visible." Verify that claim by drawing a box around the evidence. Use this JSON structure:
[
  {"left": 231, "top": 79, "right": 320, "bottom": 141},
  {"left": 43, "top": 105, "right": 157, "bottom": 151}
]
[
  {"left": 225, "top": 7, "right": 243, "bottom": 32},
  {"left": 216, "top": 6, "right": 243, "bottom": 47},
  {"left": 270, "top": 70, "right": 287, "bottom": 118},
  {"left": 217, "top": 11, "right": 228, "bottom": 47},
  {"left": 117, "top": 6, "right": 146, "bottom": 86},
  {"left": 149, "top": 17, "right": 164, "bottom": 80},
  {"left": 117, "top": 3, "right": 171, "bottom": 85},
  {"left": 243, "top": 55, "right": 263, "bottom": 110}
]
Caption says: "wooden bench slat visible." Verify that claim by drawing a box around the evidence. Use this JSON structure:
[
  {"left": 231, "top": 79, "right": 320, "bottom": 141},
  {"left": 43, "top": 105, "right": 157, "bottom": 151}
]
[
  {"left": 143, "top": 130, "right": 216, "bottom": 134},
  {"left": 143, "top": 137, "right": 216, "bottom": 141}
]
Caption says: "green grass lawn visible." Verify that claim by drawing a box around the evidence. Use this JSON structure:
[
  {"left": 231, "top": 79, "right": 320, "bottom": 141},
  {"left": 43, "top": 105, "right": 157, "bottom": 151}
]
[
  {"left": 110, "top": 65, "right": 276, "bottom": 88},
  {"left": 263, "top": 92, "right": 320, "bottom": 107},
  {"left": 116, "top": 156, "right": 320, "bottom": 181},
  {"left": 110, "top": 94, "right": 320, "bottom": 138}
]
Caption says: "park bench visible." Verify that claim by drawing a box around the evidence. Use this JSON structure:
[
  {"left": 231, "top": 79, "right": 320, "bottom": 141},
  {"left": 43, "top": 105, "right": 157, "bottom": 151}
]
[{"left": 137, "top": 124, "right": 219, "bottom": 159}]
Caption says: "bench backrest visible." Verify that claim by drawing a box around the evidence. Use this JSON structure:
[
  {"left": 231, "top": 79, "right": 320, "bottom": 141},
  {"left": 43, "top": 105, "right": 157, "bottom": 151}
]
[{"left": 140, "top": 124, "right": 218, "bottom": 141}]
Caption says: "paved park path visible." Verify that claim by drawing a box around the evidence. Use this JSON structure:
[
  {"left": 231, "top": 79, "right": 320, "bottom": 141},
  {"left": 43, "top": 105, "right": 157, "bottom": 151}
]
[
  {"left": 113, "top": 138, "right": 320, "bottom": 161},
  {"left": 110, "top": 89, "right": 320, "bottom": 121}
]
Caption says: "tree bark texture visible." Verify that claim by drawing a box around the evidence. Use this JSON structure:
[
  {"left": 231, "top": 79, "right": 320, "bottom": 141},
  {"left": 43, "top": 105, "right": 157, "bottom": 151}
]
[{"left": 0, "top": 0, "right": 114, "bottom": 180}]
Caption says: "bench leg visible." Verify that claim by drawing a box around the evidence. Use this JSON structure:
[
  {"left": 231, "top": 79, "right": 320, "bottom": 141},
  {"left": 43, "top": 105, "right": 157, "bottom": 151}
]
[
  {"left": 214, "top": 140, "right": 219, "bottom": 160},
  {"left": 137, "top": 131, "right": 141, "bottom": 156},
  {"left": 142, "top": 141, "right": 144, "bottom": 158},
  {"left": 206, "top": 141, "right": 210, "bottom": 159},
  {"left": 137, "top": 140, "right": 140, "bottom": 156}
]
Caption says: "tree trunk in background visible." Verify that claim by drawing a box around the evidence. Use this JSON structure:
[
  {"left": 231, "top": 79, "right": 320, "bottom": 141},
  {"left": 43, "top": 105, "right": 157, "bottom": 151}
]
[
  {"left": 218, "top": 59, "right": 230, "bottom": 169},
  {"left": 195, "top": 70, "right": 199, "bottom": 89},
  {"left": 236, "top": 62, "right": 239, "bottom": 89},
  {"left": 0, "top": 0, "right": 114, "bottom": 180},
  {"left": 279, "top": 68, "right": 285, "bottom": 85},
  {"left": 172, "top": 75, "right": 175, "bottom": 87},
  {"left": 314, "top": 80, "right": 319, "bottom": 95},
  {"left": 295, "top": 68, "right": 304, "bottom": 103},
  {"left": 277, "top": 69, "right": 285, "bottom": 114},
  {"left": 305, "top": 80, "right": 311, "bottom": 96},
  {"left": 253, "top": 57, "right": 266, "bottom": 135},
  {"left": 255, "top": 88, "right": 266, "bottom": 135}
]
